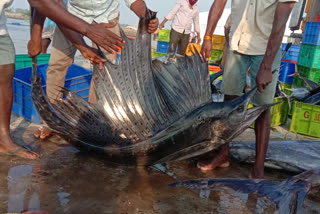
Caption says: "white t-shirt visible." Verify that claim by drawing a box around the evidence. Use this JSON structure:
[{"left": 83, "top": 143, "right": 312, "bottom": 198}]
[
  {"left": 0, "top": 0, "right": 13, "bottom": 35},
  {"left": 68, "top": 0, "right": 136, "bottom": 24},
  {"left": 229, "top": 0, "right": 298, "bottom": 55}
]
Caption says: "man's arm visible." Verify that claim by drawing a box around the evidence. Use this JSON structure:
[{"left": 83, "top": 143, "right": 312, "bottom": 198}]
[
  {"left": 129, "top": 0, "right": 146, "bottom": 18},
  {"left": 159, "top": 0, "right": 181, "bottom": 29},
  {"left": 256, "top": 1, "right": 296, "bottom": 92},
  {"left": 200, "top": 0, "right": 227, "bottom": 61},
  {"left": 59, "top": 27, "right": 106, "bottom": 69},
  {"left": 28, "top": 8, "right": 46, "bottom": 57},
  {"left": 28, "top": 0, "right": 123, "bottom": 52},
  {"left": 28, "top": 1, "right": 106, "bottom": 67},
  {"left": 129, "top": 0, "right": 158, "bottom": 33}
]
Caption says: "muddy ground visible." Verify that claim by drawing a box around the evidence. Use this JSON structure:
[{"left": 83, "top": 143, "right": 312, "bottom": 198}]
[{"left": 0, "top": 114, "right": 319, "bottom": 214}]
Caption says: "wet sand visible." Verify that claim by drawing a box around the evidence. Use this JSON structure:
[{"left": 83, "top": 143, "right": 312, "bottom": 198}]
[{"left": 0, "top": 114, "right": 318, "bottom": 213}]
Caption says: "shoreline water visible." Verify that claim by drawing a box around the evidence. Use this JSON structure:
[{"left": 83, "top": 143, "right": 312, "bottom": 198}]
[{"left": 5, "top": 12, "right": 29, "bottom": 21}]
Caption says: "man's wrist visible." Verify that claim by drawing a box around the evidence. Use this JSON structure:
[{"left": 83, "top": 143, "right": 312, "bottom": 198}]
[
  {"left": 203, "top": 35, "right": 212, "bottom": 40},
  {"left": 260, "top": 60, "right": 272, "bottom": 71},
  {"left": 81, "top": 23, "right": 91, "bottom": 37},
  {"left": 31, "top": 31, "right": 42, "bottom": 43},
  {"left": 77, "top": 44, "right": 91, "bottom": 54}
]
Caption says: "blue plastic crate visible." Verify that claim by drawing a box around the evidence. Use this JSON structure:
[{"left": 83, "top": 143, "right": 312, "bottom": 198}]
[
  {"left": 302, "top": 22, "right": 320, "bottom": 46},
  {"left": 279, "top": 61, "right": 295, "bottom": 84},
  {"left": 12, "top": 64, "right": 92, "bottom": 124},
  {"left": 281, "top": 44, "right": 300, "bottom": 62},
  {"left": 157, "top": 41, "right": 169, "bottom": 53}
]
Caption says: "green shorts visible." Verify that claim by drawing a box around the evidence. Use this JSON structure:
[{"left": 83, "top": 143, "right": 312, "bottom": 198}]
[
  {"left": 0, "top": 34, "right": 15, "bottom": 65},
  {"left": 221, "top": 49, "right": 281, "bottom": 105}
]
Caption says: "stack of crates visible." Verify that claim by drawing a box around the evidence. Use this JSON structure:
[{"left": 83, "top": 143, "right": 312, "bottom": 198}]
[
  {"left": 290, "top": 21, "right": 320, "bottom": 138},
  {"left": 293, "top": 22, "right": 320, "bottom": 87},
  {"left": 280, "top": 44, "right": 300, "bottom": 87},
  {"left": 156, "top": 29, "right": 171, "bottom": 54},
  {"left": 209, "top": 35, "right": 225, "bottom": 63}
]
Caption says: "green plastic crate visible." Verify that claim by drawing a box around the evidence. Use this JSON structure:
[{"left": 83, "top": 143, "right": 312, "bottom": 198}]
[
  {"left": 293, "top": 76, "right": 305, "bottom": 88},
  {"left": 15, "top": 54, "right": 51, "bottom": 69},
  {"left": 249, "top": 97, "right": 289, "bottom": 128},
  {"left": 151, "top": 52, "right": 166, "bottom": 58},
  {"left": 280, "top": 82, "right": 292, "bottom": 90},
  {"left": 290, "top": 101, "right": 320, "bottom": 138},
  {"left": 293, "top": 65, "right": 320, "bottom": 88},
  {"left": 289, "top": 100, "right": 296, "bottom": 117},
  {"left": 212, "top": 35, "right": 225, "bottom": 50},
  {"left": 298, "top": 65, "right": 320, "bottom": 82},
  {"left": 297, "top": 44, "right": 320, "bottom": 69},
  {"left": 209, "top": 49, "right": 223, "bottom": 63},
  {"left": 158, "top": 29, "right": 171, "bottom": 42},
  {"left": 283, "top": 87, "right": 294, "bottom": 96}
]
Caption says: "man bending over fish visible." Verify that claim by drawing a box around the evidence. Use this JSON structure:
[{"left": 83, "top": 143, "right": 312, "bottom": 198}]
[
  {"left": 28, "top": 0, "right": 159, "bottom": 140},
  {"left": 200, "top": 0, "right": 297, "bottom": 178}
]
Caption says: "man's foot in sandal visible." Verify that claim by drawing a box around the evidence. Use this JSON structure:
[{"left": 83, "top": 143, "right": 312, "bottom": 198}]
[
  {"left": 34, "top": 127, "right": 53, "bottom": 140},
  {"left": 0, "top": 135, "right": 39, "bottom": 159}
]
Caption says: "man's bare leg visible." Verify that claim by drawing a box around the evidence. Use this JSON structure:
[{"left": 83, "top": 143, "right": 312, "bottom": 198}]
[
  {"left": 0, "top": 64, "right": 38, "bottom": 159},
  {"left": 251, "top": 109, "right": 270, "bottom": 179},
  {"left": 197, "top": 95, "right": 238, "bottom": 171}
]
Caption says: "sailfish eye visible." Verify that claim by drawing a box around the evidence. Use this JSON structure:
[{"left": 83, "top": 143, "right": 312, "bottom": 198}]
[{"left": 237, "top": 106, "right": 244, "bottom": 113}]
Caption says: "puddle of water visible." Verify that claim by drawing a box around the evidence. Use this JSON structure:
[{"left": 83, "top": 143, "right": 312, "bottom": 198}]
[{"left": 0, "top": 134, "right": 319, "bottom": 214}]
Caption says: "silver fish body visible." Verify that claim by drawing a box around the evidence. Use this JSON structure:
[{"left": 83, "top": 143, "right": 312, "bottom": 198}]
[
  {"left": 170, "top": 168, "right": 320, "bottom": 214},
  {"left": 229, "top": 141, "right": 320, "bottom": 173}
]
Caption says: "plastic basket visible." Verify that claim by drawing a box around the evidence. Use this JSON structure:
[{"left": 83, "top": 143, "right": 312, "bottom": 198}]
[
  {"left": 298, "top": 44, "right": 320, "bottom": 69},
  {"left": 279, "top": 61, "right": 295, "bottom": 84},
  {"left": 249, "top": 97, "right": 289, "bottom": 128},
  {"left": 157, "top": 41, "right": 169, "bottom": 53},
  {"left": 280, "top": 82, "right": 292, "bottom": 90},
  {"left": 209, "top": 49, "right": 223, "bottom": 63},
  {"left": 297, "top": 65, "right": 320, "bottom": 83},
  {"left": 185, "top": 43, "right": 200, "bottom": 56},
  {"left": 12, "top": 64, "right": 92, "bottom": 124},
  {"left": 151, "top": 52, "right": 166, "bottom": 58},
  {"left": 15, "top": 54, "right": 51, "bottom": 69},
  {"left": 293, "top": 76, "right": 305, "bottom": 88},
  {"left": 281, "top": 44, "right": 300, "bottom": 62},
  {"left": 302, "top": 22, "right": 320, "bottom": 46},
  {"left": 290, "top": 101, "right": 320, "bottom": 138},
  {"left": 212, "top": 35, "right": 226, "bottom": 50},
  {"left": 158, "top": 29, "right": 171, "bottom": 42}
]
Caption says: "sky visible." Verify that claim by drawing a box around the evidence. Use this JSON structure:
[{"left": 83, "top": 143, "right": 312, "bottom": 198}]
[{"left": 12, "top": 0, "right": 231, "bottom": 25}]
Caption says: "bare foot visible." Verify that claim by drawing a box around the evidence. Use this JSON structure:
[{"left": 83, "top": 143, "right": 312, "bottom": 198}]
[
  {"left": 0, "top": 134, "right": 39, "bottom": 159},
  {"left": 197, "top": 156, "right": 230, "bottom": 171},
  {"left": 34, "top": 127, "right": 53, "bottom": 140}
]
